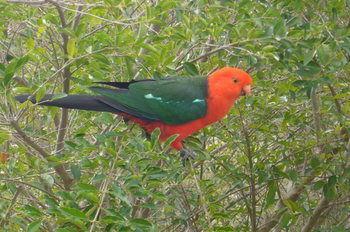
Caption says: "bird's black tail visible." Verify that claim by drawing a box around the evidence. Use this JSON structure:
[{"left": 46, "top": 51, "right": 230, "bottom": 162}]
[{"left": 15, "top": 94, "right": 121, "bottom": 113}]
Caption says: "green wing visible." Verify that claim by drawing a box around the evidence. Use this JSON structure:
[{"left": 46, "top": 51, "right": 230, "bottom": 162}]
[{"left": 90, "top": 77, "right": 208, "bottom": 124}]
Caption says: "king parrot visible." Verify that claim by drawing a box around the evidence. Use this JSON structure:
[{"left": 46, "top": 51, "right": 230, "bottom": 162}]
[{"left": 16, "top": 67, "right": 252, "bottom": 153}]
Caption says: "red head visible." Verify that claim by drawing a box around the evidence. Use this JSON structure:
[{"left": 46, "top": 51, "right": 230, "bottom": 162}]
[{"left": 208, "top": 67, "right": 253, "bottom": 100}]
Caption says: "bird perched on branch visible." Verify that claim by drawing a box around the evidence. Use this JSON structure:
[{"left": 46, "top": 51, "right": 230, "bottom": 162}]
[{"left": 16, "top": 67, "right": 252, "bottom": 158}]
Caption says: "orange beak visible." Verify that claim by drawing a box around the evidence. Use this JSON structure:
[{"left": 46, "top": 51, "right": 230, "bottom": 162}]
[{"left": 241, "top": 85, "right": 252, "bottom": 96}]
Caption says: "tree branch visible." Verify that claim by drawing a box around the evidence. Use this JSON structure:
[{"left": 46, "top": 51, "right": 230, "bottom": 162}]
[
  {"left": 7, "top": 0, "right": 46, "bottom": 5},
  {"left": 0, "top": 186, "right": 23, "bottom": 227},
  {"left": 10, "top": 120, "right": 73, "bottom": 189},
  {"left": 72, "top": 5, "right": 83, "bottom": 30},
  {"left": 301, "top": 197, "right": 329, "bottom": 232},
  {"left": 258, "top": 175, "right": 315, "bottom": 232},
  {"left": 47, "top": 0, "right": 74, "bottom": 189},
  {"left": 238, "top": 108, "right": 257, "bottom": 231},
  {"left": 175, "top": 45, "right": 231, "bottom": 71},
  {"left": 327, "top": 84, "right": 342, "bottom": 114},
  {"left": 89, "top": 140, "right": 121, "bottom": 232}
]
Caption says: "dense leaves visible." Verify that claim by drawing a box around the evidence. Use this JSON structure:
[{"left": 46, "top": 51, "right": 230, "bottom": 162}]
[{"left": 0, "top": 0, "right": 349, "bottom": 231}]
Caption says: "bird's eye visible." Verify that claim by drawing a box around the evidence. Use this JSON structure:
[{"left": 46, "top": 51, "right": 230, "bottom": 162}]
[{"left": 232, "top": 78, "right": 239, "bottom": 83}]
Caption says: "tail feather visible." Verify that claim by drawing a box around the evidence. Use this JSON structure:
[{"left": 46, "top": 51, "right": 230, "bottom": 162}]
[{"left": 15, "top": 94, "right": 121, "bottom": 113}]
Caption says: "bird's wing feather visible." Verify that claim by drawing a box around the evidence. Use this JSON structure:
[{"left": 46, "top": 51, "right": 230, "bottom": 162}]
[
  {"left": 94, "top": 79, "right": 155, "bottom": 89},
  {"left": 90, "top": 77, "right": 208, "bottom": 124}
]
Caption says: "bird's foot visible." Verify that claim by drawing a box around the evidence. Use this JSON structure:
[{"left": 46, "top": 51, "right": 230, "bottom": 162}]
[{"left": 180, "top": 148, "right": 196, "bottom": 164}]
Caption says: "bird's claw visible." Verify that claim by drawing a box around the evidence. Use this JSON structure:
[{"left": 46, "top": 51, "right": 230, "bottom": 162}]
[{"left": 180, "top": 148, "right": 196, "bottom": 164}]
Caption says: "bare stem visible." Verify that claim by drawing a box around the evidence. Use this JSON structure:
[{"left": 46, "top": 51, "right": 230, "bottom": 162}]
[
  {"left": 238, "top": 108, "right": 257, "bottom": 232},
  {"left": 301, "top": 197, "right": 329, "bottom": 232},
  {"left": 0, "top": 186, "right": 23, "bottom": 227}
]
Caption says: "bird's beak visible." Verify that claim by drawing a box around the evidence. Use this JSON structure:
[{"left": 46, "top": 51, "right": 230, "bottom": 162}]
[{"left": 241, "top": 85, "right": 252, "bottom": 96}]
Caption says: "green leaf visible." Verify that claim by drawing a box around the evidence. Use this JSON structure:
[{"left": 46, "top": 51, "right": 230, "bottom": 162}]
[
  {"left": 51, "top": 93, "right": 68, "bottom": 100},
  {"left": 26, "top": 38, "right": 35, "bottom": 50},
  {"left": 303, "top": 49, "right": 315, "bottom": 65},
  {"left": 150, "top": 128, "right": 161, "bottom": 149},
  {"left": 41, "top": 173, "right": 54, "bottom": 188},
  {"left": 4, "top": 55, "right": 30, "bottom": 86},
  {"left": 142, "top": 44, "right": 159, "bottom": 55},
  {"left": 282, "top": 199, "right": 300, "bottom": 212},
  {"left": 273, "top": 19, "right": 286, "bottom": 37},
  {"left": 212, "top": 226, "right": 234, "bottom": 232},
  {"left": 323, "top": 175, "right": 337, "bottom": 200},
  {"left": 183, "top": 62, "right": 199, "bottom": 76},
  {"left": 76, "top": 183, "right": 98, "bottom": 192},
  {"left": 129, "top": 218, "right": 152, "bottom": 230},
  {"left": 265, "top": 181, "right": 277, "bottom": 208},
  {"left": 27, "top": 220, "right": 41, "bottom": 232},
  {"left": 0, "top": 63, "right": 5, "bottom": 75},
  {"left": 0, "top": 129, "right": 10, "bottom": 144},
  {"left": 24, "top": 205, "right": 43, "bottom": 217},
  {"left": 67, "top": 38, "right": 77, "bottom": 58},
  {"left": 111, "top": 184, "right": 131, "bottom": 206},
  {"left": 297, "top": 61, "right": 321, "bottom": 78},
  {"left": 36, "top": 86, "right": 46, "bottom": 103},
  {"left": 163, "top": 134, "right": 179, "bottom": 149},
  {"left": 280, "top": 212, "right": 292, "bottom": 228},
  {"left": 70, "top": 164, "right": 81, "bottom": 180},
  {"left": 317, "top": 44, "right": 331, "bottom": 66},
  {"left": 61, "top": 207, "right": 87, "bottom": 220}
]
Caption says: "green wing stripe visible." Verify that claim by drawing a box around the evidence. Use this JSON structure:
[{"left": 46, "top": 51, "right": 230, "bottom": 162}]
[{"left": 90, "top": 77, "right": 208, "bottom": 124}]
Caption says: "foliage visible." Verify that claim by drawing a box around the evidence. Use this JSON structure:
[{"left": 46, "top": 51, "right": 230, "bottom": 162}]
[{"left": 0, "top": 0, "right": 349, "bottom": 231}]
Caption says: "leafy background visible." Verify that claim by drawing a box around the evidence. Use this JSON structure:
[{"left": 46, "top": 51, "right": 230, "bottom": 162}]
[{"left": 0, "top": 0, "right": 349, "bottom": 231}]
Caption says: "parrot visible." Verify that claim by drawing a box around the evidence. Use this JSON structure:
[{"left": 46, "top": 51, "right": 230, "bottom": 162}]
[{"left": 16, "top": 67, "right": 252, "bottom": 157}]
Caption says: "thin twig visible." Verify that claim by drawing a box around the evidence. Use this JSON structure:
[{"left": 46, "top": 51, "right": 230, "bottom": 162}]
[
  {"left": 190, "top": 161, "right": 212, "bottom": 229},
  {"left": 0, "top": 186, "right": 23, "bottom": 227},
  {"left": 89, "top": 140, "right": 121, "bottom": 231},
  {"left": 0, "top": 178, "right": 59, "bottom": 200},
  {"left": 72, "top": 4, "right": 83, "bottom": 30},
  {"left": 238, "top": 107, "right": 257, "bottom": 232},
  {"left": 7, "top": 0, "right": 46, "bottom": 5},
  {"left": 175, "top": 45, "right": 231, "bottom": 71},
  {"left": 327, "top": 84, "right": 342, "bottom": 114},
  {"left": 81, "top": 23, "right": 113, "bottom": 39},
  {"left": 59, "top": 4, "right": 141, "bottom": 25}
]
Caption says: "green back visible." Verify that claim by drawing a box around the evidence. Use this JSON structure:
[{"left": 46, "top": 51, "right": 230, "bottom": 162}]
[{"left": 91, "top": 77, "right": 208, "bottom": 124}]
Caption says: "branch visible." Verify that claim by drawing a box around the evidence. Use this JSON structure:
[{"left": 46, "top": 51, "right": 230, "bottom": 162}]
[
  {"left": 238, "top": 107, "right": 257, "bottom": 231},
  {"left": 89, "top": 140, "right": 121, "bottom": 232},
  {"left": 257, "top": 175, "right": 315, "bottom": 232},
  {"left": 190, "top": 161, "right": 212, "bottom": 229},
  {"left": 311, "top": 88, "right": 322, "bottom": 145},
  {"left": 47, "top": 0, "right": 66, "bottom": 27},
  {"left": 49, "top": 0, "right": 74, "bottom": 190},
  {"left": 10, "top": 120, "right": 48, "bottom": 158},
  {"left": 301, "top": 197, "right": 329, "bottom": 232},
  {"left": 72, "top": 5, "right": 83, "bottom": 30},
  {"left": 0, "top": 186, "right": 23, "bottom": 227},
  {"left": 175, "top": 45, "right": 231, "bottom": 71},
  {"left": 7, "top": 0, "right": 46, "bottom": 5},
  {"left": 327, "top": 84, "right": 349, "bottom": 119},
  {"left": 1, "top": 178, "right": 59, "bottom": 200},
  {"left": 10, "top": 120, "right": 73, "bottom": 189},
  {"left": 81, "top": 23, "right": 112, "bottom": 39}
]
